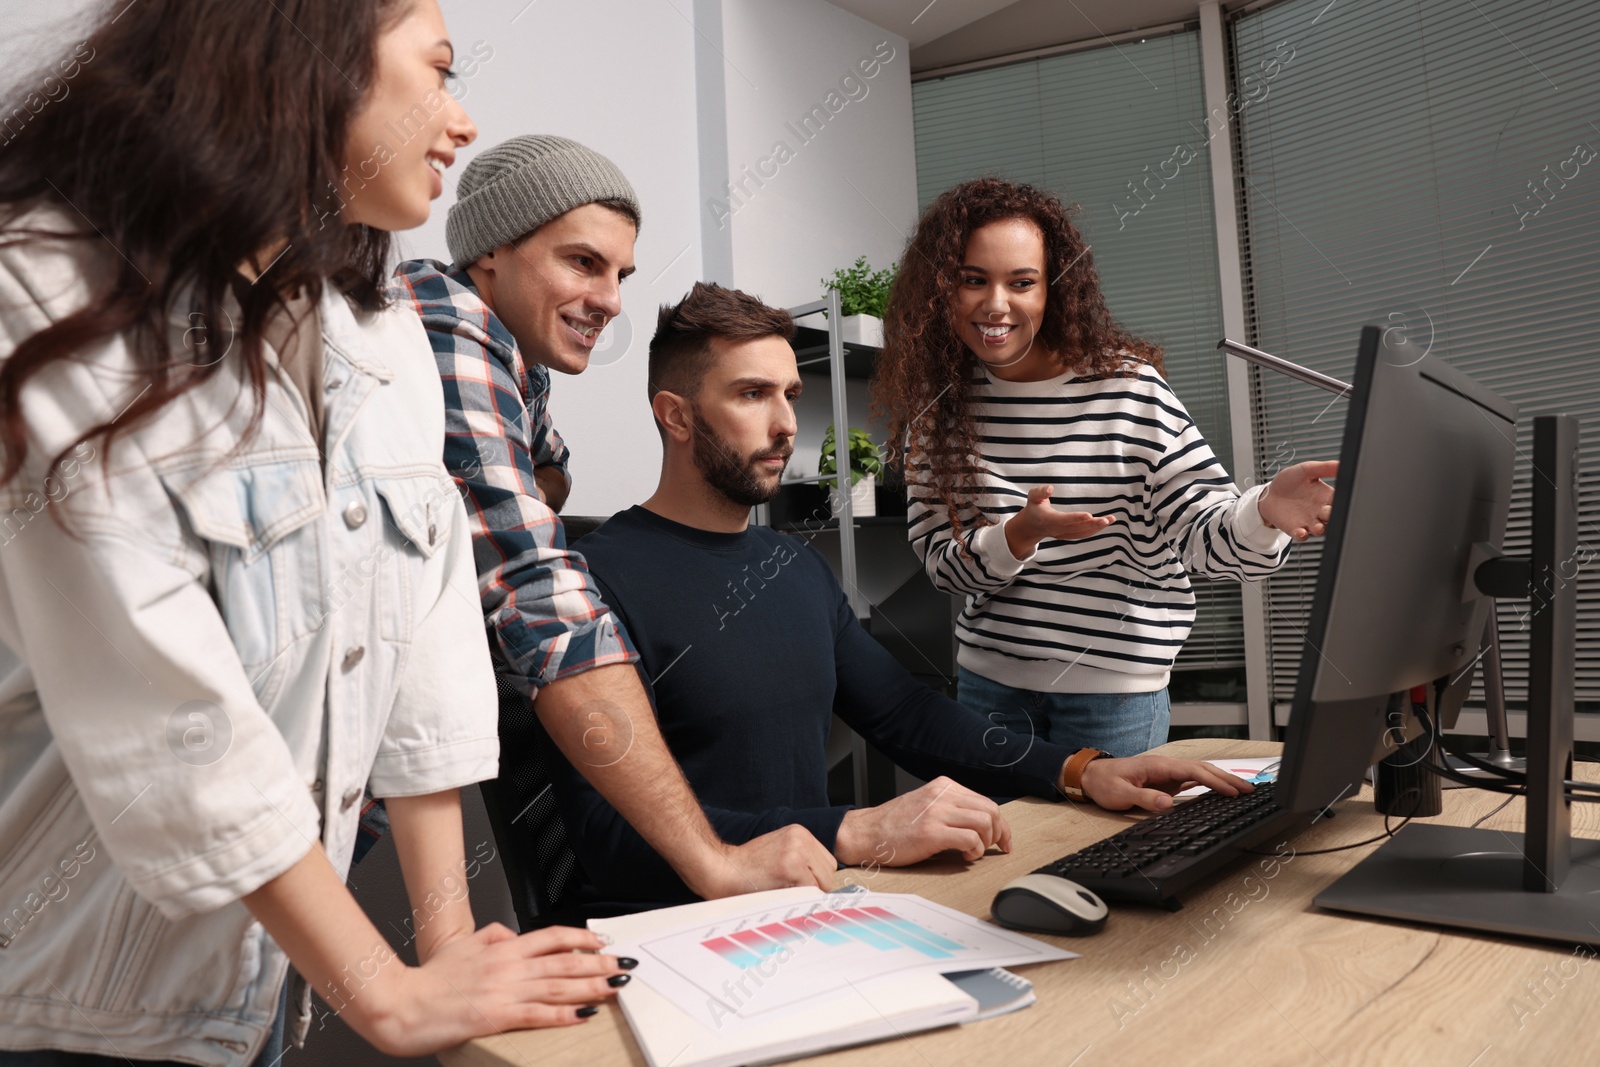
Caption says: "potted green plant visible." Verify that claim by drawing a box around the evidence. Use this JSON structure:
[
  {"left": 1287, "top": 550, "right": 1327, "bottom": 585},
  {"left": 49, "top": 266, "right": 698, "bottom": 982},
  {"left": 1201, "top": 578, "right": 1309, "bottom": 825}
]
[
  {"left": 820, "top": 256, "right": 896, "bottom": 349},
  {"left": 818, "top": 424, "right": 884, "bottom": 518}
]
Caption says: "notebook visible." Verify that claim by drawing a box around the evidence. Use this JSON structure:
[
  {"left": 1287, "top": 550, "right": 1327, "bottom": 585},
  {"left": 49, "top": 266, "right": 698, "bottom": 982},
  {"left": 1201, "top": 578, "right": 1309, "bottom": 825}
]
[{"left": 945, "top": 967, "right": 1036, "bottom": 1021}]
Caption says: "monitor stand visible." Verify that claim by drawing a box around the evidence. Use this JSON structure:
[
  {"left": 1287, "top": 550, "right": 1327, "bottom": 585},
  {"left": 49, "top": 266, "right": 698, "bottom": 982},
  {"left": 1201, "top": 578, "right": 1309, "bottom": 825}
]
[
  {"left": 1316, "top": 415, "right": 1599, "bottom": 947},
  {"left": 1442, "top": 608, "right": 1526, "bottom": 786},
  {"left": 1312, "top": 827, "right": 1600, "bottom": 945}
]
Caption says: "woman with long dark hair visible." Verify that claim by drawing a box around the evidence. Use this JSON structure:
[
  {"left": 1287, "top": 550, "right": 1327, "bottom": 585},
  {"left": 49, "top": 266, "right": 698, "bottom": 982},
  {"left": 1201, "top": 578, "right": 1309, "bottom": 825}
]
[
  {"left": 874, "top": 178, "right": 1335, "bottom": 757},
  {"left": 0, "top": 2, "right": 628, "bottom": 1063}
]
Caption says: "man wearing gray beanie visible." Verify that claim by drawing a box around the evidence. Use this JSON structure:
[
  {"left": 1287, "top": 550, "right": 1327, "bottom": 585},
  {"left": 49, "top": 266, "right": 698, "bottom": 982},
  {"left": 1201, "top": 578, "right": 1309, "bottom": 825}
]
[
  {"left": 391, "top": 136, "right": 834, "bottom": 926},
  {"left": 398, "top": 133, "right": 643, "bottom": 512}
]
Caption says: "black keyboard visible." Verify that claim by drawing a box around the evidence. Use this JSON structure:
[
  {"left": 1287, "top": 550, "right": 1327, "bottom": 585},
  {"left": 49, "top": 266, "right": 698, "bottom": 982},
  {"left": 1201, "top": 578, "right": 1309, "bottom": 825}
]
[{"left": 1037, "top": 781, "right": 1309, "bottom": 907}]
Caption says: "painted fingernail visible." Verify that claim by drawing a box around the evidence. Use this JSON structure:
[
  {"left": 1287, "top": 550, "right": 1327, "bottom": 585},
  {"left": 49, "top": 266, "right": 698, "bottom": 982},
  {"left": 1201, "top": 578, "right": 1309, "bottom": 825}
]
[
  {"left": 608, "top": 974, "right": 632, "bottom": 988},
  {"left": 618, "top": 957, "right": 639, "bottom": 970},
  {"left": 577, "top": 1006, "right": 600, "bottom": 1018}
]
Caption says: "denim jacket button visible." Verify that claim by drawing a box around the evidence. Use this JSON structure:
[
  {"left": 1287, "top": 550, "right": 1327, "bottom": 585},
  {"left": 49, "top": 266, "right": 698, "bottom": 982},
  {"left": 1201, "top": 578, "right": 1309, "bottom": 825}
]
[
  {"left": 342, "top": 646, "right": 365, "bottom": 670},
  {"left": 340, "top": 788, "right": 361, "bottom": 812},
  {"left": 343, "top": 501, "right": 368, "bottom": 529}
]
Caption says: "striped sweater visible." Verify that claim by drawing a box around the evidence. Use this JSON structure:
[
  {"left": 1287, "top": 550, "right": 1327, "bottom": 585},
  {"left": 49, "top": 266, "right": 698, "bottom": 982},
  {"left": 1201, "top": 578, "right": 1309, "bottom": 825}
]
[{"left": 908, "top": 359, "right": 1291, "bottom": 694}]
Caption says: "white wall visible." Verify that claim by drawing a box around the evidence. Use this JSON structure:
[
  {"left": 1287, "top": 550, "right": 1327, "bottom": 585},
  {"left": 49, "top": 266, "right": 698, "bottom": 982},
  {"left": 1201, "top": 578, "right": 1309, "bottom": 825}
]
[
  {"left": 710, "top": 0, "right": 915, "bottom": 306},
  {"left": 698, "top": 0, "right": 917, "bottom": 476}
]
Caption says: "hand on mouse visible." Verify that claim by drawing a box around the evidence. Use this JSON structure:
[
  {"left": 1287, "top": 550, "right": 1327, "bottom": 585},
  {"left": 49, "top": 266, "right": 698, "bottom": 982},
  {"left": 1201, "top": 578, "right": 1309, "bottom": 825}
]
[{"left": 1079, "top": 756, "right": 1254, "bottom": 812}]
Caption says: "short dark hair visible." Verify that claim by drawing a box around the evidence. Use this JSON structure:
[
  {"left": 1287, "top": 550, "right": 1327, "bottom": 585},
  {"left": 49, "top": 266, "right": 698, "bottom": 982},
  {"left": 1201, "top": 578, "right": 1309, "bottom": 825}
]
[
  {"left": 592, "top": 197, "right": 641, "bottom": 230},
  {"left": 648, "top": 282, "right": 795, "bottom": 401}
]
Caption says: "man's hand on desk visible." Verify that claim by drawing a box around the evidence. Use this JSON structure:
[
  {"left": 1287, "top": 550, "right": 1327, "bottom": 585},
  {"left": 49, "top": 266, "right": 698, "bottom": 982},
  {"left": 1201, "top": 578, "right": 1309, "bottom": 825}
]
[
  {"left": 694, "top": 824, "right": 839, "bottom": 897},
  {"left": 834, "top": 776, "right": 1012, "bottom": 867},
  {"left": 1079, "top": 756, "right": 1255, "bottom": 812}
]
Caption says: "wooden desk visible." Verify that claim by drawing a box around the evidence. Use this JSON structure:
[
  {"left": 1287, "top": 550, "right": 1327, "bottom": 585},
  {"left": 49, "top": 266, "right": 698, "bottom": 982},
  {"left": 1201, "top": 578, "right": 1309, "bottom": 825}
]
[{"left": 442, "top": 739, "right": 1600, "bottom": 1067}]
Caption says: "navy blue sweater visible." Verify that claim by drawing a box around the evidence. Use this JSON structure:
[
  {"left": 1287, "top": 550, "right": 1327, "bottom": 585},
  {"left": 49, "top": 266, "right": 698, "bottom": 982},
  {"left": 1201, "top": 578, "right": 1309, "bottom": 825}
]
[{"left": 553, "top": 505, "right": 1076, "bottom": 907}]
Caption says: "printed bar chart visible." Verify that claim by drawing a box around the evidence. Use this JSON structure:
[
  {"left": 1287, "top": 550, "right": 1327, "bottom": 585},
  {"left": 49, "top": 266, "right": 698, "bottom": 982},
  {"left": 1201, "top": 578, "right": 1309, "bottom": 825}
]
[
  {"left": 700, "top": 906, "right": 969, "bottom": 968},
  {"left": 844, "top": 907, "right": 966, "bottom": 956},
  {"left": 756, "top": 921, "right": 806, "bottom": 945},
  {"left": 625, "top": 890, "right": 1075, "bottom": 1033},
  {"left": 701, "top": 936, "right": 762, "bottom": 969},
  {"left": 785, "top": 914, "right": 849, "bottom": 946},
  {"left": 730, "top": 930, "right": 786, "bottom": 958}
]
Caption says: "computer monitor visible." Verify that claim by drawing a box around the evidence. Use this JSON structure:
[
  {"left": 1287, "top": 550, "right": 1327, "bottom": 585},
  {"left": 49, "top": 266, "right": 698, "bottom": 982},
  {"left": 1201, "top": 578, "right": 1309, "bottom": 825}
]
[
  {"left": 1275, "top": 325, "right": 1518, "bottom": 816},
  {"left": 1271, "top": 325, "right": 1597, "bottom": 945}
]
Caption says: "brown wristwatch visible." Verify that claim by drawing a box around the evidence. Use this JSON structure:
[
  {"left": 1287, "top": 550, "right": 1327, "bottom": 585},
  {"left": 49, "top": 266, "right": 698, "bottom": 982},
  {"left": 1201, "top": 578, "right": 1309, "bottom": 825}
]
[{"left": 1060, "top": 747, "right": 1112, "bottom": 801}]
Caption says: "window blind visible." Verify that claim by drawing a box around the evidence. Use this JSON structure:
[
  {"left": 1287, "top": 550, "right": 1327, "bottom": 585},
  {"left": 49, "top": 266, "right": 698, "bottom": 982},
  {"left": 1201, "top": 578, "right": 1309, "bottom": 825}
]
[
  {"left": 913, "top": 31, "right": 1248, "bottom": 671},
  {"left": 1233, "top": 0, "right": 1600, "bottom": 710}
]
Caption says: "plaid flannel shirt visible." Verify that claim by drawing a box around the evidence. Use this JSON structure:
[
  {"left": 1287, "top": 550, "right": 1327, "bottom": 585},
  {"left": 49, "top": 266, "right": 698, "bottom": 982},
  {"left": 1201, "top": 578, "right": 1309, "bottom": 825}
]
[
  {"left": 390, "top": 259, "right": 637, "bottom": 692},
  {"left": 355, "top": 262, "right": 634, "bottom": 861}
]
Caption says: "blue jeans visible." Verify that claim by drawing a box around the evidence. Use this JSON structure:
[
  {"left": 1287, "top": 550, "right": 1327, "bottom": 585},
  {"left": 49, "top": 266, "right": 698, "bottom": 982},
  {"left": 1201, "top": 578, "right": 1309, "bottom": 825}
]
[
  {"left": 957, "top": 666, "right": 1171, "bottom": 758},
  {"left": 0, "top": 983, "right": 287, "bottom": 1067}
]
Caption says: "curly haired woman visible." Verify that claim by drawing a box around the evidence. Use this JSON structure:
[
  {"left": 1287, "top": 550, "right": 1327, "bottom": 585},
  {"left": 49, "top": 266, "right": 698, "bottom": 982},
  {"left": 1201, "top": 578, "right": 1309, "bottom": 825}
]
[{"left": 873, "top": 178, "right": 1335, "bottom": 757}]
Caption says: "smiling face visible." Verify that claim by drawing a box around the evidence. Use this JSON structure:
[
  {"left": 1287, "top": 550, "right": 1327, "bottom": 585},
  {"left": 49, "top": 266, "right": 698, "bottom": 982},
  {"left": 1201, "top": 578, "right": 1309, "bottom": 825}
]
[
  {"left": 341, "top": 0, "right": 477, "bottom": 232},
  {"left": 680, "top": 336, "right": 801, "bottom": 507},
  {"left": 952, "top": 217, "right": 1057, "bottom": 382},
  {"left": 471, "top": 203, "right": 638, "bottom": 377}
]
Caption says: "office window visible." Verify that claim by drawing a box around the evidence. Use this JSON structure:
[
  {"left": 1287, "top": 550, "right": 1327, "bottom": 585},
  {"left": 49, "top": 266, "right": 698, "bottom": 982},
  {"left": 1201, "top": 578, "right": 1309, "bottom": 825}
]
[
  {"left": 913, "top": 32, "right": 1247, "bottom": 676},
  {"left": 1234, "top": 0, "right": 1600, "bottom": 710}
]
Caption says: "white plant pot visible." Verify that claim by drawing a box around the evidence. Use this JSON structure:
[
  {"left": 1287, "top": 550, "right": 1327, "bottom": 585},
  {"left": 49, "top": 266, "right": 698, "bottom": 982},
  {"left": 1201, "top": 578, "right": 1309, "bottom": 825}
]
[
  {"left": 828, "top": 474, "right": 876, "bottom": 519},
  {"left": 839, "top": 314, "right": 885, "bottom": 349}
]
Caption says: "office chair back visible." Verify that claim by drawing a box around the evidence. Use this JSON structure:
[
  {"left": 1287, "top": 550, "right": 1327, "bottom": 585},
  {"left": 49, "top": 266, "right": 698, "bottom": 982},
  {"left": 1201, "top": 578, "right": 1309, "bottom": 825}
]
[
  {"left": 479, "top": 667, "right": 583, "bottom": 930},
  {"left": 477, "top": 515, "right": 612, "bottom": 930}
]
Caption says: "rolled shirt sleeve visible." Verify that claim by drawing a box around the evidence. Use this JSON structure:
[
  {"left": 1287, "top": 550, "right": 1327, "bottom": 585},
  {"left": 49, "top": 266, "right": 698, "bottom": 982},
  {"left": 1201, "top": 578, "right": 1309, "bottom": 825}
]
[
  {"left": 424, "top": 313, "right": 636, "bottom": 693},
  {"left": 528, "top": 381, "right": 572, "bottom": 482}
]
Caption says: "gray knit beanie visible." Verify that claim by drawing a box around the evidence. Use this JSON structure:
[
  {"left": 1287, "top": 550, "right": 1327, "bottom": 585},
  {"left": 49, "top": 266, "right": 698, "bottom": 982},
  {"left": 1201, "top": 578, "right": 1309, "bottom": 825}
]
[{"left": 445, "top": 135, "right": 641, "bottom": 267}]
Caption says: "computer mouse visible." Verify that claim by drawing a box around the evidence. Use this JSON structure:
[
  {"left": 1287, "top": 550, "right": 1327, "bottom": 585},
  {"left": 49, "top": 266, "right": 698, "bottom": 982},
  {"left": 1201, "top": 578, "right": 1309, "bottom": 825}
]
[{"left": 991, "top": 873, "right": 1108, "bottom": 936}]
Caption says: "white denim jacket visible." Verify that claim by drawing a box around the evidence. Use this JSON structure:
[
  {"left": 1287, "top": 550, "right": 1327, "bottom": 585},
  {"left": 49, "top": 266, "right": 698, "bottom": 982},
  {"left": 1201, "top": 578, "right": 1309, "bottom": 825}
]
[{"left": 0, "top": 209, "right": 498, "bottom": 1065}]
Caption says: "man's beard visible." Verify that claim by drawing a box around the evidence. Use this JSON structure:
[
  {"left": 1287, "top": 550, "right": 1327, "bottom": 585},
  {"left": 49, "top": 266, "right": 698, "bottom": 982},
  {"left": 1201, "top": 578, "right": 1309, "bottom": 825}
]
[{"left": 690, "top": 409, "right": 791, "bottom": 508}]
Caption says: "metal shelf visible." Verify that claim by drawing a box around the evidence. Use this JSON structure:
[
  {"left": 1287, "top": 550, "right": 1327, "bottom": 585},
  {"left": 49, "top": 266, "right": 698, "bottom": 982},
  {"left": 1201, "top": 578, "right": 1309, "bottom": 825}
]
[
  {"left": 791, "top": 323, "right": 879, "bottom": 380},
  {"left": 782, "top": 293, "right": 867, "bottom": 620},
  {"left": 782, "top": 293, "right": 881, "bottom": 808},
  {"left": 775, "top": 516, "right": 904, "bottom": 532}
]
